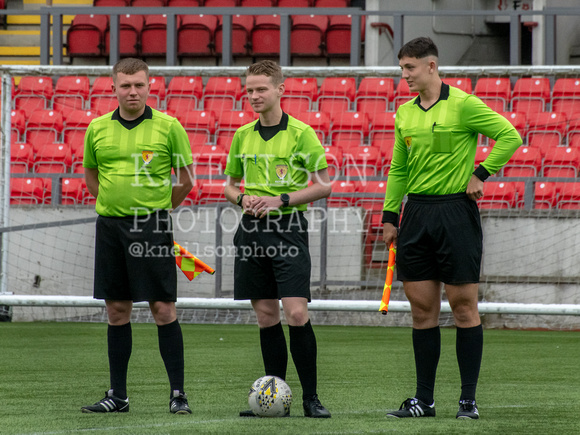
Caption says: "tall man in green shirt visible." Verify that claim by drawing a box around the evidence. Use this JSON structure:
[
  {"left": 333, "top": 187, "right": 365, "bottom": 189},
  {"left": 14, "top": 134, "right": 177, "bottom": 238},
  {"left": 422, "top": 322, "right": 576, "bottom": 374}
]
[
  {"left": 224, "top": 60, "right": 332, "bottom": 418},
  {"left": 82, "top": 58, "right": 194, "bottom": 415},
  {"left": 383, "top": 38, "right": 521, "bottom": 420}
]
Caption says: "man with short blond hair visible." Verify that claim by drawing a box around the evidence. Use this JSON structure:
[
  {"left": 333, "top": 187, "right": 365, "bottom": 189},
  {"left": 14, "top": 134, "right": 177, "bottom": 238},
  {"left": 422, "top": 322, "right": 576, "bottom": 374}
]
[{"left": 224, "top": 60, "right": 332, "bottom": 418}]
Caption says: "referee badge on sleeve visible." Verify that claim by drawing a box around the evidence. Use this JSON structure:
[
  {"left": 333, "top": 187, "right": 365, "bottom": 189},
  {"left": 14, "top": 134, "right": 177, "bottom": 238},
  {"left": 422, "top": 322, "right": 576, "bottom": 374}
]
[
  {"left": 142, "top": 151, "right": 154, "bottom": 165},
  {"left": 404, "top": 136, "right": 412, "bottom": 151}
]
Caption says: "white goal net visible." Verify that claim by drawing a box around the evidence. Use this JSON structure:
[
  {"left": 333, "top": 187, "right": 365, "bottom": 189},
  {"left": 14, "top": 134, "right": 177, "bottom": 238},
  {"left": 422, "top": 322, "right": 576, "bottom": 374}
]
[{"left": 1, "top": 65, "right": 580, "bottom": 330}]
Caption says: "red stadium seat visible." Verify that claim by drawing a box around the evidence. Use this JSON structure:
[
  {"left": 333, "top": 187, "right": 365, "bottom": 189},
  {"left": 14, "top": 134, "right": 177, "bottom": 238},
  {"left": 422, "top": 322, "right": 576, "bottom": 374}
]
[
  {"left": 393, "top": 79, "right": 418, "bottom": 110},
  {"left": 369, "top": 111, "right": 396, "bottom": 146},
  {"left": 94, "top": 0, "right": 129, "bottom": 5},
  {"left": 26, "top": 110, "right": 64, "bottom": 150},
  {"left": 330, "top": 111, "right": 369, "bottom": 146},
  {"left": 146, "top": 76, "right": 166, "bottom": 109},
  {"left": 551, "top": 78, "right": 580, "bottom": 114},
  {"left": 290, "top": 14, "right": 328, "bottom": 57},
  {"left": 167, "top": 0, "right": 200, "bottom": 5},
  {"left": 105, "top": 14, "right": 144, "bottom": 58},
  {"left": 89, "top": 76, "right": 116, "bottom": 114},
  {"left": 541, "top": 146, "right": 580, "bottom": 178},
  {"left": 314, "top": 0, "right": 349, "bottom": 6},
  {"left": 532, "top": 182, "right": 558, "bottom": 209},
  {"left": 10, "top": 109, "right": 26, "bottom": 142},
  {"left": 61, "top": 178, "right": 88, "bottom": 205},
  {"left": 178, "top": 110, "right": 217, "bottom": 145},
  {"left": 343, "top": 145, "right": 381, "bottom": 177},
  {"left": 442, "top": 77, "right": 472, "bottom": 94},
  {"left": 166, "top": 76, "right": 203, "bottom": 113},
  {"left": 325, "top": 15, "right": 355, "bottom": 57},
  {"left": 130, "top": 0, "right": 165, "bottom": 5},
  {"left": 556, "top": 182, "right": 580, "bottom": 209},
  {"left": 474, "top": 77, "right": 511, "bottom": 112},
  {"left": 241, "top": 0, "right": 273, "bottom": 6},
  {"left": 479, "top": 182, "right": 516, "bottom": 209},
  {"left": 526, "top": 112, "right": 567, "bottom": 154},
  {"left": 323, "top": 145, "right": 343, "bottom": 178},
  {"left": 499, "top": 112, "right": 527, "bottom": 141},
  {"left": 355, "top": 77, "right": 395, "bottom": 115},
  {"left": 141, "top": 14, "right": 167, "bottom": 57},
  {"left": 63, "top": 109, "right": 99, "bottom": 153},
  {"left": 317, "top": 77, "right": 356, "bottom": 114},
  {"left": 281, "top": 77, "right": 318, "bottom": 115},
  {"left": 10, "top": 177, "right": 46, "bottom": 205},
  {"left": 327, "top": 180, "right": 355, "bottom": 207},
  {"left": 66, "top": 15, "right": 108, "bottom": 58},
  {"left": 204, "top": 0, "right": 236, "bottom": 5},
  {"left": 192, "top": 144, "right": 228, "bottom": 176},
  {"left": 198, "top": 180, "right": 228, "bottom": 204},
  {"left": 215, "top": 111, "right": 255, "bottom": 148},
  {"left": 215, "top": 15, "right": 253, "bottom": 57},
  {"left": 511, "top": 77, "right": 551, "bottom": 113},
  {"left": 14, "top": 76, "right": 53, "bottom": 117},
  {"left": 10, "top": 142, "right": 34, "bottom": 173},
  {"left": 502, "top": 146, "right": 542, "bottom": 178},
  {"left": 202, "top": 77, "right": 242, "bottom": 113},
  {"left": 52, "top": 76, "right": 90, "bottom": 116},
  {"left": 278, "top": 0, "right": 309, "bottom": 5},
  {"left": 33, "top": 143, "right": 72, "bottom": 174},
  {"left": 377, "top": 139, "right": 395, "bottom": 176},
  {"left": 251, "top": 15, "right": 280, "bottom": 56},
  {"left": 177, "top": 14, "right": 218, "bottom": 58},
  {"left": 294, "top": 111, "right": 330, "bottom": 144},
  {"left": 354, "top": 179, "right": 387, "bottom": 265}
]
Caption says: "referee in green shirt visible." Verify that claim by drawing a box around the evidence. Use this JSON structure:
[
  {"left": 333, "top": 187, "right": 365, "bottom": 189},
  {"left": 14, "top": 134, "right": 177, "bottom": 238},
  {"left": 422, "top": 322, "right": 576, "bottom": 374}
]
[
  {"left": 383, "top": 38, "right": 522, "bottom": 420},
  {"left": 224, "top": 61, "right": 332, "bottom": 418},
  {"left": 81, "top": 58, "right": 194, "bottom": 415}
]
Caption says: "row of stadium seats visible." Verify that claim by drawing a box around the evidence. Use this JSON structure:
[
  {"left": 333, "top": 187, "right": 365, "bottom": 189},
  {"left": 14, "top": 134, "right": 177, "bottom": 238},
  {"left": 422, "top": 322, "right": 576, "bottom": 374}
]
[
  {"left": 9, "top": 177, "right": 580, "bottom": 210},
  {"left": 66, "top": 12, "right": 360, "bottom": 59},
  {"left": 9, "top": 105, "right": 580, "bottom": 153},
  {"left": 10, "top": 75, "right": 580, "bottom": 117},
  {"left": 93, "top": 0, "right": 351, "bottom": 7},
  {"left": 10, "top": 140, "right": 580, "bottom": 179}
]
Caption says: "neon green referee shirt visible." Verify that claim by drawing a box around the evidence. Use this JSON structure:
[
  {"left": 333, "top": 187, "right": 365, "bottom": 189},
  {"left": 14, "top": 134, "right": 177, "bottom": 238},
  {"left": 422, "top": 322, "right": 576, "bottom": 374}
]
[
  {"left": 382, "top": 83, "right": 522, "bottom": 225},
  {"left": 225, "top": 113, "right": 328, "bottom": 214},
  {"left": 83, "top": 106, "right": 193, "bottom": 217}
]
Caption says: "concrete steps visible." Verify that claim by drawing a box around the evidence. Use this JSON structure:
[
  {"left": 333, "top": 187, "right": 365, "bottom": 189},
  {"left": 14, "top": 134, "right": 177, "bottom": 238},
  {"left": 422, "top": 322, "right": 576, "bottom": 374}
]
[{"left": 1, "top": 0, "right": 92, "bottom": 66}]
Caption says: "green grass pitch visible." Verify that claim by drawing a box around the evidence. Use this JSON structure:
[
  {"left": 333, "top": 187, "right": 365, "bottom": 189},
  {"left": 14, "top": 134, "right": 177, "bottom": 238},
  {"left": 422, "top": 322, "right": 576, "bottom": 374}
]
[{"left": 1, "top": 322, "right": 578, "bottom": 434}]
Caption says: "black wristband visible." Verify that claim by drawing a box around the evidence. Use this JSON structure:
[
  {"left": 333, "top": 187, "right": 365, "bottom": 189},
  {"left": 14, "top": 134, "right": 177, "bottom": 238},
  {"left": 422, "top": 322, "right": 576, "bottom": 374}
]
[
  {"left": 381, "top": 211, "right": 399, "bottom": 226},
  {"left": 473, "top": 165, "right": 491, "bottom": 182}
]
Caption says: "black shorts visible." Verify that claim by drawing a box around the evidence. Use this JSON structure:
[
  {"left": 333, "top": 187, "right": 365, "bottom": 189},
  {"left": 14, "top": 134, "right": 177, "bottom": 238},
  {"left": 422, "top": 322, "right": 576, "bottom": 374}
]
[
  {"left": 233, "top": 212, "right": 311, "bottom": 301},
  {"left": 94, "top": 210, "right": 177, "bottom": 302},
  {"left": 397, "top": 193, "right": 483, "bottom": 285}
]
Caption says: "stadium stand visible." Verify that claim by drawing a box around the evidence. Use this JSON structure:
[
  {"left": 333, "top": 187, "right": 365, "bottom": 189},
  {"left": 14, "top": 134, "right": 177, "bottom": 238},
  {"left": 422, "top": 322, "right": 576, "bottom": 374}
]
[
  {"left": 215, "top": 15, "right": 254, "bottom": 57},
  {"left": 141, "top": 14, "right": 168, "bottom": 57},
  {"left": 511, "top": 77, "right": 551, "bottom": 113},
  {"left": 177, "top": 14, "right": 218, "bottom": 58},
  {"left": 166, "top": 76, "right": 203, "bottom": 112},
  {"left": 25, "top": 110, "right": 64, "bottom": 150},
  {"left": 290, "top": 15, "right": 328, "bottom": 58},
  {"left": 473, "top": 77, "right": 511, "bottom": 112},
  {"left": 13, "top": 76, "right": 53, "bottom": 117},
  {"left": 355, "top": 77, "right": 395, "bottom": 115},
  {"left": 251, "top": 14, "right": 281, "bottom": 57},
  {"left": 317, "top": 77, "right": 357, "bottom": 113}
]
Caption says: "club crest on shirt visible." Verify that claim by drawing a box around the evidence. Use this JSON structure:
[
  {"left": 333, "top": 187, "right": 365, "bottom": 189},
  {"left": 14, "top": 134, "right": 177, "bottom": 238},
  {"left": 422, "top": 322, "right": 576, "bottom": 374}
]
[
  {"left": 142, "top": 151, "right": 154, "bottom": 165},
  {"left": 276, "top": 165, "right": 288, "bottom": 180},
  {"left": 404, "top": 136, "right": 412, "bottom": 151}
]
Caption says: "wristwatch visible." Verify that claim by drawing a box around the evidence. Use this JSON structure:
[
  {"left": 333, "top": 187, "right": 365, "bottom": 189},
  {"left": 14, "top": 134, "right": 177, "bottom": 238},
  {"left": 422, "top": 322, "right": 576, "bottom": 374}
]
[
  {"left": 236, "top": 193, "right": 246, "bottom": 208},
  {"left": 280, "top": 193, "right": 290, "bottom": 207}
]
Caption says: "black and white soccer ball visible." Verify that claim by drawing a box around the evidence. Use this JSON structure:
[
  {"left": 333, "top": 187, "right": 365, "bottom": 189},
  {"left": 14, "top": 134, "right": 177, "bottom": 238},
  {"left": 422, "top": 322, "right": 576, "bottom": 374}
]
[{"left": 248, "top": 375, "right": 292, "bottom": 417}]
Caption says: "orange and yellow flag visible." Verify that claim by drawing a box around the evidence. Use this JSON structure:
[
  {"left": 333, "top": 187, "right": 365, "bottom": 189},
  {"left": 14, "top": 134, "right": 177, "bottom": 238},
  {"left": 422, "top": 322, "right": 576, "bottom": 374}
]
[
  {"left": 174, "top": 242, "right": 215, "bottom": 281},
  {"left": 379, "top": 243, "right": 396, "bottom": 315}
]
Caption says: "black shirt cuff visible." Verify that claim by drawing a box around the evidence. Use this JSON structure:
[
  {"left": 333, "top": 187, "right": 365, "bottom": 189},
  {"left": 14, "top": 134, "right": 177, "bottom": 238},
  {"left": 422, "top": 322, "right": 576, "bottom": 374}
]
[
  {"left": 473, "top": 165, "right": 491, "bottom": 182},
  {"left": 382, "top": 211, "right": 399, "bottom": 226}
]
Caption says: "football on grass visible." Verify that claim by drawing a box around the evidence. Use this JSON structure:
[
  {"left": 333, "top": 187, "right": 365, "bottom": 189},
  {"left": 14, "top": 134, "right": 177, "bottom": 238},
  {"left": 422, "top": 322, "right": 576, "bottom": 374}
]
[{"left": 248, "top": 375, "right": 292, "bottom": 417}]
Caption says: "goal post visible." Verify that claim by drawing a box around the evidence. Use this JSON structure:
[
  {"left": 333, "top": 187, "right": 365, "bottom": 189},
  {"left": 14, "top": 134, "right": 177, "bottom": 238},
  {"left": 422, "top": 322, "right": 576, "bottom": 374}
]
[{"left": 2, "top": 64, "right": 580, "bottom": 329}]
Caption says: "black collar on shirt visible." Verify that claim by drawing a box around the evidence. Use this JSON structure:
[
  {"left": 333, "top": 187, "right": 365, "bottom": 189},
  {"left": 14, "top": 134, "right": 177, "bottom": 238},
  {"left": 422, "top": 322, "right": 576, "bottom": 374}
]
[
  {"left": 254, "top": 112, "right": 289, "bottom": 141},
  {"left": 414, "top": 83, "right": 450, "bottom": 111},
  {"left": 111, "top": 105, "right": 153, "bottom": 130}
]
